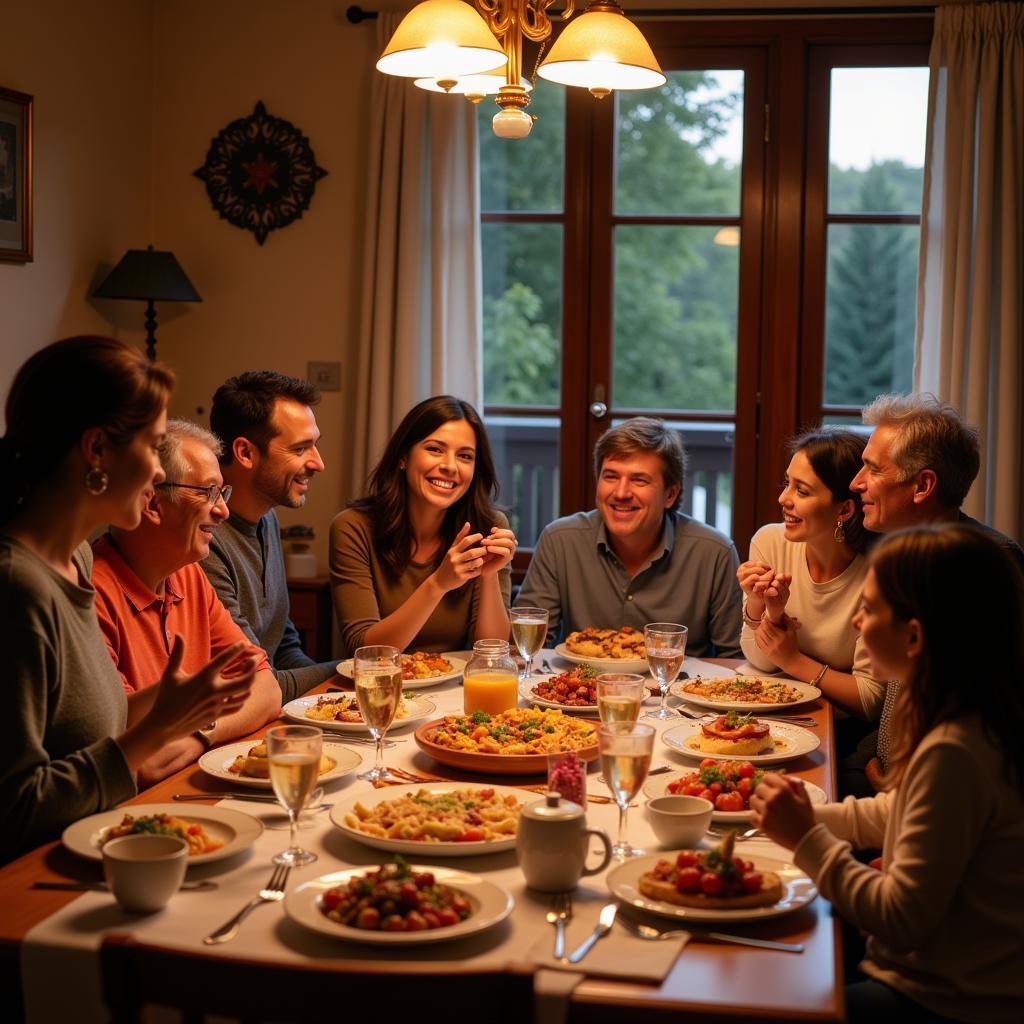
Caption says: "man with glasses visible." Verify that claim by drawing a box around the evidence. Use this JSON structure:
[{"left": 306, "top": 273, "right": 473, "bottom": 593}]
[
  {"left": 91, "top": 420, "right": 281, "bottom": 786},
  {"left": 203, "top": 371, "right": 336, "bottom": 703}
]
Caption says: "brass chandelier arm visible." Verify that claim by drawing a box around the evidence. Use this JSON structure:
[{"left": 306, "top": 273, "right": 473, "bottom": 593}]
[{"left": 473, "top": 0, "right": 573, "bottom": 44}]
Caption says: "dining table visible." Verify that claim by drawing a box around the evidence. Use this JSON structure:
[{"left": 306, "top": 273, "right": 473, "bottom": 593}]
[{"left": 1, "top": 653, "right": 844, "bottom": 1023}]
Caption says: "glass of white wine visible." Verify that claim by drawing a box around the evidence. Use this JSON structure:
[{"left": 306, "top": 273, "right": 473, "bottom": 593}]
[
  {"left": 595, "top": 673, "right": 646, "bottom": 724},
  {"left": 599, "top": 722, "right": 655, "bottom": 860},
  {"left": 510, "top": 607, "right": 549, "bottom": 682},
  {"left": 643, "top": 622, "right": 688, "bottom": 721},
  {"left": 266, "top": 724, "right": 322, "bottom": 866},
  {"left": 354, "top": 645, "right": 403, "bottom": 782}
]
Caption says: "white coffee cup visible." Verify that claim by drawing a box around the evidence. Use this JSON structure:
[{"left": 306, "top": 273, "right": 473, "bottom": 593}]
[
  {"left": 102, "top": 834, "right": 189, "bottom": 913},
  {"left": 516, "top": 793, "right": 612, "bottom": 893},
  {"left": 645, "top": 794, "right": 714, "bottom": 848}
]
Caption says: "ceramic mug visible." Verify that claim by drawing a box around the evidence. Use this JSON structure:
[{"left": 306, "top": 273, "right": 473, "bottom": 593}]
[
  {"left": 516, "top": 793, "right": 612, "bottom": 892},
  {"left": 102, "top": 834, "right": 189, "bottom": 913}
]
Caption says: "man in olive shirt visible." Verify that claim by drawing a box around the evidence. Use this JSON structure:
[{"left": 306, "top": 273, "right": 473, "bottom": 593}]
[{"left": 517, "top": 418, "right": 742, "bottom": 657}]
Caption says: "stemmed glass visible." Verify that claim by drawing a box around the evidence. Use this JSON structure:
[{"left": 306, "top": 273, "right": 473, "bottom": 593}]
[
  {"left": 354, "top": 645, "right": 403, "bottom": 783},
  {"left": 599, "top": 722, "right": 655, "bottom": 860},
  {"left": 643, "top": 622, "right": 688, "bottom": 721},
  {"left": 266, "top": 725, "right": 322, "bottom": 866},
  {"left": 510, "top": 607, "right": 549, "bottom": 682},
  {"left": 595, "top": 673, "right": 646, "bottom": 725}
]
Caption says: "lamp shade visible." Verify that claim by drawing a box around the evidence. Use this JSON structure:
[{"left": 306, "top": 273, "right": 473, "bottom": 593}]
[
  {"left": 93, "top": 247, "right": 201, "bottom": 303},
  {"left": 414, "top": 68, "right": 532, "bottom": 99},
  {"left": 538, "top": 5, "right": 666, "bottom": 94},
  {"left": 377, "top": 0, "right": 506, "bottom": 80}
]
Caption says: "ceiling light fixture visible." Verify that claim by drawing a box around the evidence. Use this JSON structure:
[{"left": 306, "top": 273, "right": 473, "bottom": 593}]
[{"left": 371, "top": 0, "right": 665, "bottom": 139}]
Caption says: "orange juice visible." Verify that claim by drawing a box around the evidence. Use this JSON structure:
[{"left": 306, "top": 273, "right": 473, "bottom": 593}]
[{"left": 463, "top": 671, "right": 519, "bottom": 716}]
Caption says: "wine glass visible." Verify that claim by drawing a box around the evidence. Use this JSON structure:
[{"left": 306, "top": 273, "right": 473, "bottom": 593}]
[
  {"left": 354, "top": 645, "right": 403, "bottom": 782},
  {"left": 595, "top": 673, "right": 646, "bottom": 725},
  {"left": 266, "top": 724, "right": 322, "bottom": 866},
  {"left": 599, "top": 722, "right": 655, "bottom": 860},
  {"left": 643, "top": 622, "right": 688, "bottom": 721},
  {"left": 510, "top": 607, "right": 549, "bottom": 682}
]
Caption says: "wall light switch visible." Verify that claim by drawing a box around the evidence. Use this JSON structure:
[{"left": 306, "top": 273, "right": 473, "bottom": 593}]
[{"left": 308, "top": 361, "right": 341, "bottom": 391}]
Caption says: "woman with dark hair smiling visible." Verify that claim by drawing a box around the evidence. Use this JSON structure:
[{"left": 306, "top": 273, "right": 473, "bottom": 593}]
[
  {"left": 739, "top": 428, "right": 882, "bottom": 726},
  {"left": 330, "top": 396, "right": 515, "bottom": 655},
  {"left": 0, "top": 337, "right": 258, "bottom": 862},
  {"left": 751, "top": 525, "right": 1024, "bottom": 1023}
]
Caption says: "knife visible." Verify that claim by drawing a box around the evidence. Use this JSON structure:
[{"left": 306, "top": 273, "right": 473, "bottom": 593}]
[
  {"left": 566, "top": 903, "right": 617, "bottom": 963},
  {"left": 32, "top": 880, "right": 218, "bottom": 893}
]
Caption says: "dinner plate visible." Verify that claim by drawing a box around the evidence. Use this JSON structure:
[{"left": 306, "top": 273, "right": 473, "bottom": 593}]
[
  {"left": 330, "top": 783, "right": 525, "bottom": 856},
  {"left": 608, "top": 852, "right": 817, "bottom": 923},
  {"left": 518, "top": 678, "right": 600, "bottom": 717},
  {"left": 414, "top": 717, "right": 600, "bottom": 775},
  {"left": 62, "top": 803, "right": 264, "bottom": 864},
  {"left": 643, "top": 771, "right": 827, "bottom": 822},
  {"left": 553, "top": 643, "right": 649, "bottom": 675},
  {"left": 661, "top": 720, "right": 821, "bottom": 765},
  {"left": 284, "top": 864, "right": 514, "bottom": 944},
  {"left": 670, "top": 674, "right": 821, "bottom": 712},
  {"left": 197, "top": 740, "right": 363, "bottom": 788},
  {"left": 335, "top": 654, "right": 467, "bottom": 689},
  {"left": 282, "top": 693, "right": 437, "bottom": 734}
]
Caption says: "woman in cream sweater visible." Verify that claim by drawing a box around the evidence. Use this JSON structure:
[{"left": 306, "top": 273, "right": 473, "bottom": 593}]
[{"left": 752, "top": 525, "right": 1024, "bottom": 1023}]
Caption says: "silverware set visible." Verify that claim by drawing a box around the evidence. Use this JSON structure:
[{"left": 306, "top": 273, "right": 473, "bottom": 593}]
[
  {"left": 203, "top": 863, "right": 291, "bottom": 945},
  {"left": 673, "top": 704, "right": 818, "bottom": 728}
]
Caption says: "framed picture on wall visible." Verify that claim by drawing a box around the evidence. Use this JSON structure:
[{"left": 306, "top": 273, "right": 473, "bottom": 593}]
[{"left": 0, "top": 87, "right": 33, "bottom": 263}]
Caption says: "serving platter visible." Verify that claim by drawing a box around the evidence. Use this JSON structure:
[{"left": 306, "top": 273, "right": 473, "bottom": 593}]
[
  {"left": 197, "top": 740, "right": 362, "bottom": 788},
  {"left": 282, "top": 693, "right": 436, "bottom": 734},
  {"left": 670, "top": 674, "right": 821, "bottom": 712},
  {"left": 553, "top": 643, "right": 648, "bottom": 675},
  {"left": 643, "top": 771, "right": 827, "bottom": 822},
  {"left": 608, "top": 853, "right": 817, "bottom": 923},
  {"left": 330, "top": 783, "right": 524, "bottom": 856},
  {"left": 62, "top": 803, "right": 263, "bottom": 865},
  {"left": 518, "top": 678, "right": 600, "bottom": 717},
  {"left": 661, "top": 720, "right": 820, "bottom": 765},
  {"left": 335, "top": 654, "right": 466, "bottom": 689},
  {"left": 284, "top": 865, "right": 513, "bottom": 944}
]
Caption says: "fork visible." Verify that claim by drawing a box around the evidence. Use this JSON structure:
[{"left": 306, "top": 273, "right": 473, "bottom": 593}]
[
  {"left": 546, "top": 892, "right": 573, "bottom": 959},
  {"left": 674, "top": 705, "right": 817, "bottom": 727},
  {"left": 202, "top": 863, "right": 291, "bottom": 945}
]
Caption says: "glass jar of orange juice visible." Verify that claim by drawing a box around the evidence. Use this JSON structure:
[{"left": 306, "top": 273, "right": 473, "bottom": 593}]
[{"left": 463, "top": 639, "right": 519, "bottom": 716}]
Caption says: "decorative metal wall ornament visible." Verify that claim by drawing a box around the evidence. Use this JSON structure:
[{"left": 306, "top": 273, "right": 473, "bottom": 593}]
[{"left": 194, "top": 101, "right": 327, "bottom": 245}]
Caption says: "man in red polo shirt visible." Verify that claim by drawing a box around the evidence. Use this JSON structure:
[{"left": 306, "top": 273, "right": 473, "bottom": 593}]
[{"left": 93, "top": 419, "right": 281, "bottom": 786}]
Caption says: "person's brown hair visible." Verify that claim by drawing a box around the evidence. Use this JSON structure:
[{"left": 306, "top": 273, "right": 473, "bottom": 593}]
[
  {"left": 0, "top": 336, "right": 173, "bottom": 522},
  {"left": 593, "top": 417, "right": 687, "bottom": 512},
  {"left": 349, "top": 396, "right": 502, "bottom": 581},
  {"left": 871, "top": 525, "right": 1024, "bottom": 796}
]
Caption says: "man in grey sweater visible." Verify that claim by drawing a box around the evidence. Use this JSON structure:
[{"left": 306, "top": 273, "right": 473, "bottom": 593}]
[{"left": 203, "top": 371, "right": 337, "bottom": 703}]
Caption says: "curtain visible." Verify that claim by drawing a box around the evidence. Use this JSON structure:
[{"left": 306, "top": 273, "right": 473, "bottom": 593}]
[
  {"left": 914, "top": 1, "right": 1024, "bottom": 540},
  {"left": 345, "top": 12, "right": 483, "bottom": 501}
]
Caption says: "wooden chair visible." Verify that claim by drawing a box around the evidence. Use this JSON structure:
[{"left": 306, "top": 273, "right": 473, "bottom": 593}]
[{"left": 101, "top": 934, "right": 533, "bottom": 1024}]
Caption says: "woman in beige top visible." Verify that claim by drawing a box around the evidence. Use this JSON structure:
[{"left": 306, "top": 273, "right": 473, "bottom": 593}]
[
  {"left": 751, "top": 525, "right": 1024, "bottom": 1024},
  {"left": 330, "top": 396, "right": 515, "bottom": 655}
]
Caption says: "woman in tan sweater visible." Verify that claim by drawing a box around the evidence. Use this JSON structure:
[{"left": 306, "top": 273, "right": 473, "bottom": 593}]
[
  {"left": 751, "top": 525, "right": 1024, "bottom": 1023},
  {"left": 330, "top": 396, "right": 515, "bottom": 655}
]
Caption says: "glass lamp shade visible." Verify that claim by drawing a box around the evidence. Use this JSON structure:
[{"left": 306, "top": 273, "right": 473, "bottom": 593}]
[
  {"left": 537, "top": 8, "right": 666, "bottom": 94},
  {"left": 377, "top": 0, "right": 506, "bottom": 80},
  {"left": 414, "top": 69, "right": 532, "bottom": 100}
]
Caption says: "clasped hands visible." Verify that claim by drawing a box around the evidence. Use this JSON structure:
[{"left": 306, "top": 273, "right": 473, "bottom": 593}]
[
  {"left": 737, "top": 560, "right": 800, "bottom": 665},
  {"left": 434, "top": 521, "right": 517, "bottom": 592}
]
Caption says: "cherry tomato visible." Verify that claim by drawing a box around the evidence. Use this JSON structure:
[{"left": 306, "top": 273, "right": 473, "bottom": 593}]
[
  {"left": 186, "top": 824, "right": 202, "bottom": 836},
  {"left": 700, "top": 871, "right": 725, "bottom": 895},
  {"left": 708, "top": 782, "right": 723, "bottom": 796},
  {"left": 356, "top": 906, "right": 381, "bottom": 929},
  {"left": 382, "top": 914, "right": 406, "bottom": 931},
  {"left": 404, "top": 911, "right": 428, "bottom": 931},
  {"left": 737, "top": 777, "right": 754, "bottom": 797},
  {"left": 421, "top": 910, "right": 441, "bottom": 929},
  {"left": 437, "top": 908, "right": 459, "bottom": 927},
  {"left": 715, "top": 791, "right": 744, "bottom": 813},
  {"left": 685, "top": 782, "right": 706, "bottom": 797},
  {"left": 399, "top": 882, "right": 419, "bottom": 907},
  {"left": 414, "top": 871, "right": 435, "bottom": 888},
  {"left": 700, "top": 758, "right": 719, "bottom": 769},
  {"left": 741, "top": 871, "right": 764, "bottom": 893},
  {"left": 700, "top": 788, "right": 715, "bottom": 802},
  {"left": 675, "top": 867, "right": 701, "bottom": 892},
  {"left": 322, "top": 889, "right": 344, "bottom": 911},
  {"left": 675, "top": 850, "right": 698, "bottom": 869},
  {"left": 451, "top": 895, "right": 470, "bottom": 915},
  {"left": 737, "top": 762, "right": 756, "bottom": 779},
  {"left": 459, "top": 828, "right": 485, "bottom": 842}
]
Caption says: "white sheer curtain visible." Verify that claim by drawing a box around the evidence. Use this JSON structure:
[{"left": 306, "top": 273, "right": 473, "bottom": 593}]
[
  {"left": 915, "top": 1, "right": 1024, "bottom": 540},
  {"left": 345, "top": 12, "right": 483, "bottom": 500}
]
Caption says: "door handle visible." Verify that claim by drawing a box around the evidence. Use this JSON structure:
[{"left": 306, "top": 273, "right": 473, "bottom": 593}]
[{"left": 589, "top": 401, "right": 608, "bottom": 419}]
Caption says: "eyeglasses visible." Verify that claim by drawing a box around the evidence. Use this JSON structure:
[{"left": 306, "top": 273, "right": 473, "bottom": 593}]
[{"left": 157, "top": 482, "right": 232, "bottom": 506}]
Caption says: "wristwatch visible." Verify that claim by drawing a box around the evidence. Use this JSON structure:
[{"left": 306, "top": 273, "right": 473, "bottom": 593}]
[{"left": 194, "top": 721, "right": 217, "bottom": 750}]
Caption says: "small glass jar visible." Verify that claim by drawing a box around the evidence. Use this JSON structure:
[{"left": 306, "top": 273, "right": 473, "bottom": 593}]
[
  {"left": 463, "top": 639, "right": 519, "bottom": 716},
  {"left": 547, "top": 751, "right": 587, "bottom": 806}
]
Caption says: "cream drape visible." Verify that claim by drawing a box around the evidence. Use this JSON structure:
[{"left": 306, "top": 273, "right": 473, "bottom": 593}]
[
  {"left": 914, "top": 1, "right": 1024, "bottom": 540},
  {"left": 344, "top": 13, "right": 483, "bottom": 501}
]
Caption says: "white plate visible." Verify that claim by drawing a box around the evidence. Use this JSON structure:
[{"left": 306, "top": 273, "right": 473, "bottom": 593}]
[
  {"left": 518, "top": 677, "right": 600, "bottom": 716},
  {"left": 670, "top": 674, "right": 821, "bottom": 712},
  {"left": 197, "top": 740, "right": 363, "bottom": 788},
  {"left": 284, "top": 864, "right": 513, "bottom": 944},
  {"left": 61, "top": 803, "right": 264, "bottom": 864},
  {"left": 330, "top": 783, "right": 524, "bottom": 857},
  {"left": 553, "top": 643, "right": 649, "bottom": 674},
  {"left": 335, "top": 654, "right": 467, "bottom": 689},
  {"left": 608, "top": 852, "right": 817, "bottom": 923},
  {"left": 644, "top": 771, "right": 827, "bottom": 822},
  {"left": 661, "top": 720, "right": 821, "bottom": 765},
  {"left": 282, "top": 693, "right": 437, "bottom": 734}
]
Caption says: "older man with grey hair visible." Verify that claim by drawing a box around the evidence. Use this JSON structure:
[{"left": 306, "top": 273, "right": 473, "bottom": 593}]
[
  {"left": 91, "top": 418, "right": 281, "bottom": 787},
  {"left": 517, "top": 416, "right": 742, "bottom": 657}
]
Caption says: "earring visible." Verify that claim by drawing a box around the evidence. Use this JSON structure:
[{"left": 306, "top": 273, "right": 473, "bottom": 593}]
[
  {"left": 834, "top": 519, "right": 846, "bottom": 544},
  {"left": 85, "top": 466, "right": 109, "bottom": 495}
]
